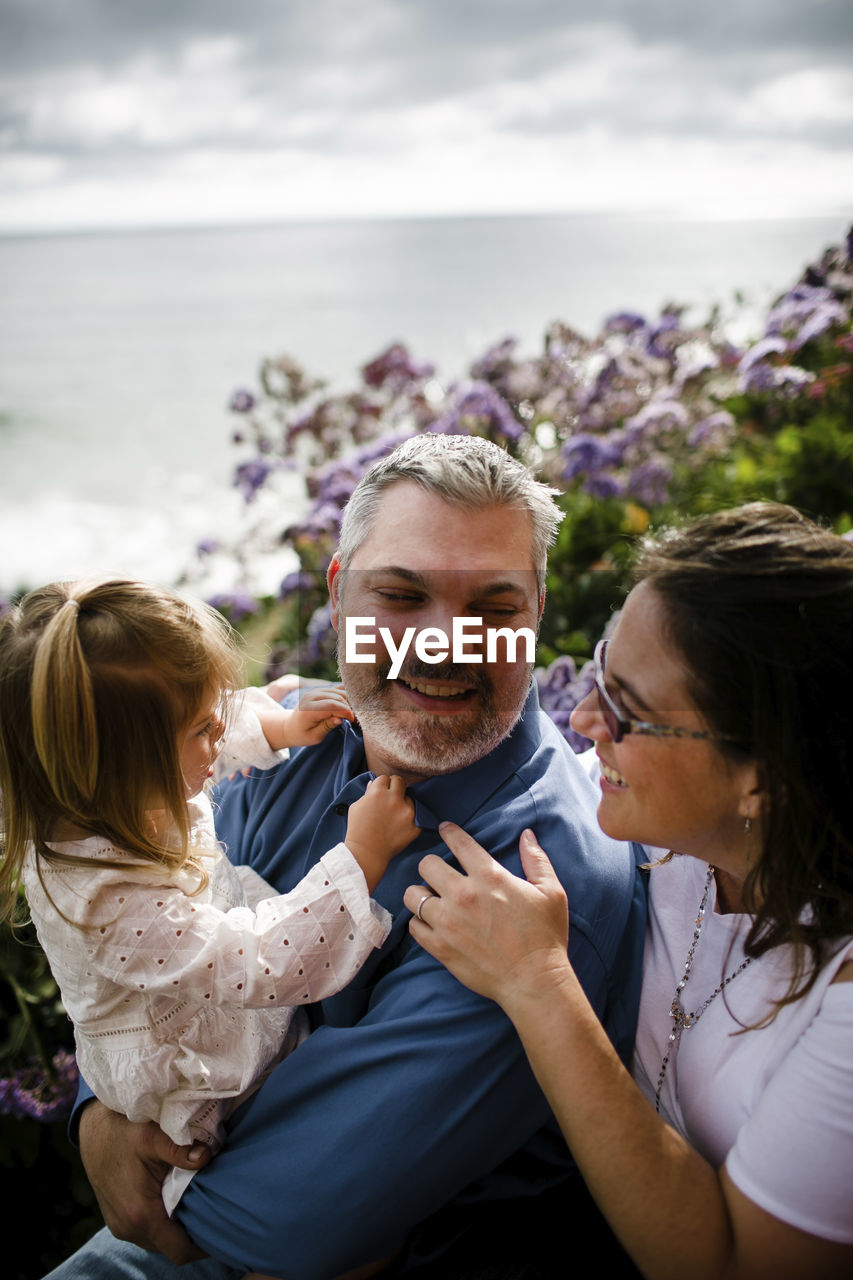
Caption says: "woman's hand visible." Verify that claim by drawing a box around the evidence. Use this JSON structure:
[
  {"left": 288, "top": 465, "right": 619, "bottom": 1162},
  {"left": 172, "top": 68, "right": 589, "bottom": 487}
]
[{"left": 403, "top": 823, "right": 572, "bottom": 1013}]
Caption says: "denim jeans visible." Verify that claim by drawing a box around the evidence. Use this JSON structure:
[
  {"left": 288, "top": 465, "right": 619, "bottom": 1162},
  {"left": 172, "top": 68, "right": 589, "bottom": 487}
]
[{"left": 43, "top": 1230, "right": 243, "bottom": 1280}]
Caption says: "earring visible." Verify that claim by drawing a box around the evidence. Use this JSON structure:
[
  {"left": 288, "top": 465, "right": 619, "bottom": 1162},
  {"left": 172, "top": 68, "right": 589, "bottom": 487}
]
[{"left": 744, "top": 815, "right": 752, "bottom": 866}]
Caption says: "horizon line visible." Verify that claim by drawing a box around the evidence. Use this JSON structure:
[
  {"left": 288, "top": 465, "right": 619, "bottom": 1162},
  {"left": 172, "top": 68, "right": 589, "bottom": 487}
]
[{"left": 1, "top": 206, "right": 849, "bottom": 243}]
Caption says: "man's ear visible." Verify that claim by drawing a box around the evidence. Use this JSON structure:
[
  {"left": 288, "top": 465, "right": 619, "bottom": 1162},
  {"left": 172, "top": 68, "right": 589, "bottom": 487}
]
[
  {"left": 538, "top": 587, "right": 546, "bottom": 622},
  {"left": 327, "top": 557, "right": 342, "bottom": 631}
]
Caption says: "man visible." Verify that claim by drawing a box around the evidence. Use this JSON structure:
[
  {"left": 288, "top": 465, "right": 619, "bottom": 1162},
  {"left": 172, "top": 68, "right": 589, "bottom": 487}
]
[{"left": 56, "top": 434, "right": 645, "bottom": 1278}]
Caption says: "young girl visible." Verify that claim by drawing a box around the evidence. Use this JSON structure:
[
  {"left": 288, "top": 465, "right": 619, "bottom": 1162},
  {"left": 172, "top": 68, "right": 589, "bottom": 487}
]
[{"left": 0, "top": 578, "right": 420, "bottom": 1213}]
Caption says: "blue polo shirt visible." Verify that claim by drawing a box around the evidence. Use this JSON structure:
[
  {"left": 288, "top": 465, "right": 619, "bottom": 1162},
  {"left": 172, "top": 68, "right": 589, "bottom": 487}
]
[{"left": 83, "top": 684, "right": 647, "bottom": 1277}]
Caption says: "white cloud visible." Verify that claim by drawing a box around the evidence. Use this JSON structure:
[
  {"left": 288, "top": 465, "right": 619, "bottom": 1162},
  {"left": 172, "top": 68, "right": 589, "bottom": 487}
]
[
  {"left": 0, "top": 3, "right": 850, "bottom": 231},
  {"left": 736, "top": 66, "right": 853, "bottom": 129},
  {"left": 2, "top": 123, "right": 849, "bottom": 234}
]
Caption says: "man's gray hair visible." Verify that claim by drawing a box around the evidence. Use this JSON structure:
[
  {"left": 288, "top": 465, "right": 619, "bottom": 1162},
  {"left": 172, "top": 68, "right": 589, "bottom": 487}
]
[{"left": 336, "top": 433, "right": 564, "bottom": 587}]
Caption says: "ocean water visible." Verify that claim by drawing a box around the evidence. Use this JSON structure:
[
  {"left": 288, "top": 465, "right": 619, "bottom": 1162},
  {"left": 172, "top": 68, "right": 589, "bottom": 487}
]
[{"left": 0, "top": 211, "right": 848, "bottom": 596}]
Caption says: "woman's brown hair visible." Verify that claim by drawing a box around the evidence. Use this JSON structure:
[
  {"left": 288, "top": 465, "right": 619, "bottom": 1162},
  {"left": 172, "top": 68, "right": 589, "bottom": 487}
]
[{"left": 633, "top": 502, "right": 853, "bottom": 1008}]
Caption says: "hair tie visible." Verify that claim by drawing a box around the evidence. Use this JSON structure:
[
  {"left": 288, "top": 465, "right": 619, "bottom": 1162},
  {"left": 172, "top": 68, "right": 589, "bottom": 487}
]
[{"left": 65, "top": 598, "right": 80, "bottom": 611}]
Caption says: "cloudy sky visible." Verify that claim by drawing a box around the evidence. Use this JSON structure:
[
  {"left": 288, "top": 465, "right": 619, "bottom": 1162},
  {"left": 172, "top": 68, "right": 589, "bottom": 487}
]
[{"left": 1, "top": 0, "right": 852, "bottom": 234}]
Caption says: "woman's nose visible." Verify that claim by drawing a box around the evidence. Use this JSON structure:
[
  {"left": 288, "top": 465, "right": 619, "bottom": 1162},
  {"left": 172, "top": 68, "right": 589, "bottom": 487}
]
[{"left": 570, "top": 684, "right": 611, "bottom": 742}]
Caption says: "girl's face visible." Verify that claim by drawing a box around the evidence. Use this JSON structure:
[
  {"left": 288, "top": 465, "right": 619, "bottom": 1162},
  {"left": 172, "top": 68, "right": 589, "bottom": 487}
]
[
  {"left": 179, "top": 696, "right": 225, "bottom": 798},
  {"left": 570, "top": 582, "right": 759, "bottom": 876}
]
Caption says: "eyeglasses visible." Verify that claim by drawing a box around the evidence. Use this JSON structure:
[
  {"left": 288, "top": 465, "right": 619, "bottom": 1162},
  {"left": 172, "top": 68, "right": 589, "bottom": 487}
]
[{"left": 592, "top": 639, "right": 740, "bottom": 744}]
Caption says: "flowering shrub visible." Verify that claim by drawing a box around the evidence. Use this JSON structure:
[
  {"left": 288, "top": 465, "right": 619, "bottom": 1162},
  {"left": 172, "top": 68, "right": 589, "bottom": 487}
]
[
  {"left": 191, "top": 228, "right": 852, "bottom": 719},
  {"left": 3, "top": 227, "right": 851, "bottom": 1276},
  {"left": 1, "top": 902, "right": 101, "bottom": 1276}
]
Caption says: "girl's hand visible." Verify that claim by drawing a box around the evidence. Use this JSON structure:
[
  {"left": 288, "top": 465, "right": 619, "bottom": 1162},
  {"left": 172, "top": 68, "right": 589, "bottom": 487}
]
[
  {"left": 278, "top": 685, "right": 355, "bottom": 747},
  {"left": 345, "top": 776, "right": 421, "bottom": 893},
  {"left": 263, "top": 674, "right": 332, "bottom": 701},
  {"left": 403, "top": 824, "right": 571, "bottom": 1011}
]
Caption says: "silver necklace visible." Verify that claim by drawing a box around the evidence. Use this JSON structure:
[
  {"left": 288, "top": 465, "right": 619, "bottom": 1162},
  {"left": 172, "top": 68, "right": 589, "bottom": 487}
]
[{"left": 654, "top": 864, "right": 753, "bottom": 1113}]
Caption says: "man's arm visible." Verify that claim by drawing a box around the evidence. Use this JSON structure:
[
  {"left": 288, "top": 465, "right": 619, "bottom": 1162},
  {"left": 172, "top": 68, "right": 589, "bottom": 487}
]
[
  {"left": 77, "top": 1103, "right": 210, "bottom": 1263},
  {"left": 74, "top": 918, "right": 578, "bottom": 1276},
  {"left": 174, "top": 920, "right": 609, "bottom": 1278}
]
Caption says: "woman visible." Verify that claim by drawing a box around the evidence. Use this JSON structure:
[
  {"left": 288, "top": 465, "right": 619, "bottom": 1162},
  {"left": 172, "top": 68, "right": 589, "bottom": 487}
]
[{"left": 404, "top": 502, "right": 853, "bottom": 1280}]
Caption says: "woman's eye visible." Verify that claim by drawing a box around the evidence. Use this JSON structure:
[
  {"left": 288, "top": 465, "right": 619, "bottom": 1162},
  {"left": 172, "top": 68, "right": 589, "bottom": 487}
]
[
  {"left": 616, "top": 696, "right": 643, "bottom": 722},
  {"left": 604, "top": 682, "right": 631, "bottom": 719}
]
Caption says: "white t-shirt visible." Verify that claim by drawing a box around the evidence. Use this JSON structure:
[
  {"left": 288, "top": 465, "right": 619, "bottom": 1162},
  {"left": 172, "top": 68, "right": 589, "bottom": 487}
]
[
  {"left": 633, "top": 853, "right": 853, "bottom": 1243},
  {"left": 576, "top": 748, "right": 853, "bottom": 1242}
]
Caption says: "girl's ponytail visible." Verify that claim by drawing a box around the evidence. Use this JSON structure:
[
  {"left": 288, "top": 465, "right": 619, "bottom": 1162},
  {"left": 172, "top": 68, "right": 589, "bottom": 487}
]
[{"left": 31, "top": 594, "right": 99, "bottom": 819}]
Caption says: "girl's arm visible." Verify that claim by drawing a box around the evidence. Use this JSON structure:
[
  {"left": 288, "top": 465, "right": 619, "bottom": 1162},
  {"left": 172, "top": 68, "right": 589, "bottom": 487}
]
[
  {"left": 89, "top": 846, "right": 390, "bottom": 1008},
  {"left": 252, "top": 685, "right": 354, "bottom": 750},
  {"left": 404, "top": 824, "right": 853, "bottom": 1280},
  {"left": 212, "top": 686, "right": 353, "bottom": 784},
  {"left": 87, "top": 776, "right": 418, "bottom": 1003}
]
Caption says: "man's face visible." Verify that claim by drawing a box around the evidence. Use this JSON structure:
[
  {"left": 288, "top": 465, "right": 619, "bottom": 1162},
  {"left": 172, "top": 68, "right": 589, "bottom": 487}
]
[{"left": 328, "top": 481, "right": 543, "bottom": 783}]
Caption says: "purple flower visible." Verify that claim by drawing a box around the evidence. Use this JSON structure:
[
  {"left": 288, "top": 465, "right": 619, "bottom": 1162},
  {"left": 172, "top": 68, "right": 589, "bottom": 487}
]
[
  {"left": 740, "top": 362, "right": 778, "bottom": 393},
  {"left": 0, "top": 1051, "right": 79, "bottom": 1123},
  {"left": 583, "top": 473, "right": 625, "bottom": 499},
  {"left": 603, "top": 311, "right": 647, "bottom": 336},
  {"left": 535, "top": 656, "right": 595, "bottom": 753},
  {"left": 741, "top": 361, "right": 814, "bottom": 396},
  {"left": 229, "top": 388, "right": 256, "bottom": 413},
  {"left": 431, "top": 382, "right": 523, "bottom": 441},
  {"left": 354, "top": 429, "right": 417, "bottom": 467},
  {"left": 766, "top": 284, "right": 839, "bottom": 338},
  {"left": 305, "top": 431, "right": 416, "bottom": 516},
  {"left": 536, "top": 653, "right": 579, "bottom": 696},
  {"left": 312, "top": 467, "right": 362, "bottom": 509},
  {"left": 645, "top": 312, "right": 683, "bottom": 359},
  {"left": 562, "top": 433, "right": 623, "bottom": 480},
  {"left": 624, "top": 397, "right": 689, "bottom": 437},
  {"left": 627, "top": 458, "right": 672, "bottom": 507},
  {"left": 234, "top": 458, "right": 278, "bottom": 503},
  {"left": 469, "top": 336, "right": 519, "bottom": 381},
  {"left": 688, "top": 410, "right": 736, "bottom": 450},
  {"left": 361, "top": 344, "right": 435, "bottom": 393},
  {"left": 206, "top": 591, "right": 260, "bottom": 622},
  {"left": 792, "top": 300, "right": 847, "bottom": 349},
  {"left": 777, "top": 365, "right": 816, "bottom": 394},
  {"left": 304, "top": 603, "right": 336, "bottom": 664},
  {"left": 286, "top": 504, "right": 343, "bottom": 548},
  {"left": 279, "top": 570, "right": 318, "bottom": 600},
  {"left": 740, "top": 335, "right": 789, "bottom": 372}
]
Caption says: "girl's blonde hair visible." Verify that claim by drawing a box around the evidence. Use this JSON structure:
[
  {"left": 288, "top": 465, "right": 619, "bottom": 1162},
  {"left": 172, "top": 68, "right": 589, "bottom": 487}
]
[{"left": 0, "top": 578, "right": 244, "bottom": 920}]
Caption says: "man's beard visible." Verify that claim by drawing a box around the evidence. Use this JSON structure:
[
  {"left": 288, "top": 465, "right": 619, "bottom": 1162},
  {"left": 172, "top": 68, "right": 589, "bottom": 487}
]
[{"left": 337, "top": 637, "right": 531, "bottom": 778}]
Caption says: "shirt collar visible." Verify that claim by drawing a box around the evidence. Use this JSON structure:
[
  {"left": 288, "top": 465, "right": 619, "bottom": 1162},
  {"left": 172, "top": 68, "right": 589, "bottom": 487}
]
[{"left": 337, "top": 681, "right": 543, "bottom": 831}]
